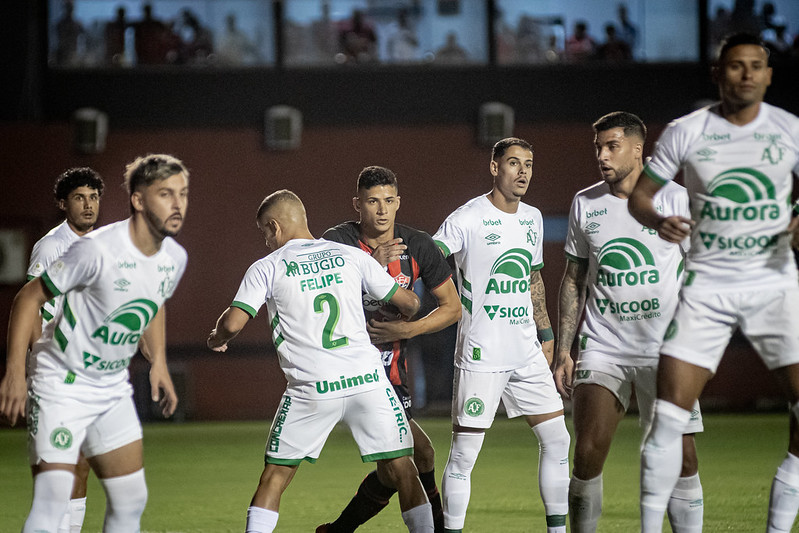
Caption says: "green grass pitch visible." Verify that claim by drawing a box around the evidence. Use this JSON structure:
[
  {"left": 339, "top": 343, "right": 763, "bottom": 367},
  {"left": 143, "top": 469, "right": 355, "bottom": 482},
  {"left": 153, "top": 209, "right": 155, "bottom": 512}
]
[{"left": 0, "top": 413, "right": 789, "bottom": 532}]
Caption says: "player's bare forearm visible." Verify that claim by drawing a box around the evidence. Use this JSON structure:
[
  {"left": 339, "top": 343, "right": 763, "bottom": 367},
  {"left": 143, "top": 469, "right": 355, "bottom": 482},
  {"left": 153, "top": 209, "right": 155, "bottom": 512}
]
[
  {"left": 530, "top": 270, "right": 552, "bottom": 332},
  {"left": 388, "top": 287, "right": 420, "bottom": 319},
  {"left": 207, "top": 306, "right": 250, "bottom": 352},
  {"left": 1, "top": 278, "right": 50, "bottom": 425},
  {"left": 556, "top": 260, "right": 587, "bottom": 362},
  {"left": 368, "top": 279, "right": 461, "bottom": 343}
]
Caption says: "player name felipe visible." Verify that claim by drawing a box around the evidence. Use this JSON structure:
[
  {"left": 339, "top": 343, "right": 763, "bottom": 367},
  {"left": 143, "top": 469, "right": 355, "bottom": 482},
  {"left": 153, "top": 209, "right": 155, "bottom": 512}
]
[
  {"left": 315, "top": 368, "right": 381, "bottom": 394},
  {"left": 300, "top": 272, "right": 343, "bottom": 292}
]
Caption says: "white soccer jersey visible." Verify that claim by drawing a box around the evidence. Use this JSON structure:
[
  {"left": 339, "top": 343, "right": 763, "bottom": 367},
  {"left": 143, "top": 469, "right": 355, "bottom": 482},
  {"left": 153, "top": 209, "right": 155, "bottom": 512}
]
[
  {"left": 27, "top": 221, "right": 80, "bottom": 323},
  {"left": 434, "top": 195, "right": 544, "bottom": 372},
  {"left": 231, "top": 238, "right": 400, "bottom": 400},
  {"left": 645, "top": 103, "right": 799, "bottom": 292},
  {"left": 31, "top": 219, "right": 187, "bottom": 391},
  {"left": 565, "top": 181, "right": 689, "bottom": 363}
]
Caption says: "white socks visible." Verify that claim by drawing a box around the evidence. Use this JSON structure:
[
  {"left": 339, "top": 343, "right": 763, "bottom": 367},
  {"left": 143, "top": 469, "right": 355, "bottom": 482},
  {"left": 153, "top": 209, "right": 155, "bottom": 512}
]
[
  {"left": 569, "top": 474, "right": 602, "bottom": 533},
  {"left": 641, "top": 400, "right": 691, "bottom": 533},
  {"left": 59, "top": 497, "right": 88, "bottom": 533},
  {"left": 667, "top": 473, "right": 703, "bottom": 533},
  {"left": 442, "top": 431, "right": 485, "bottom": 530},
  {"left": 100, "top": 469, "right": 148, "bottom": 532},
  {"left": 768, "top": 453, "right": 799, "bottom": 532},
  {"left": 245, "top": 506, "right": 279, "bottom": 533},
  {"left": 23, "top": 470, "right": 74, "bottom": 533},
  {"left": 533, "top": 416, "right": 570, "bottom": 533},
  {"left": 401, "top": 502, "right": 434, "bottom": 532}
]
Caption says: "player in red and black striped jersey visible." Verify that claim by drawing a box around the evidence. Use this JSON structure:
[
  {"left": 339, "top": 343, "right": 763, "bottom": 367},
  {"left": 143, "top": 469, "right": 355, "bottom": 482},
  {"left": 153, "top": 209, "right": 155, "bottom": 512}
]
[{"left": 319, "top": 166, "right": 461, "bottom": 533}]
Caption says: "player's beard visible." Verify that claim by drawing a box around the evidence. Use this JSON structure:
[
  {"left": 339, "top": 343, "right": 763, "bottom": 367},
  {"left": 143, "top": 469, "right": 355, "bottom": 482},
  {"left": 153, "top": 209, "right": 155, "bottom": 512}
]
[{"left": 145, "top": 208, "right": 183, "bottom": 238}]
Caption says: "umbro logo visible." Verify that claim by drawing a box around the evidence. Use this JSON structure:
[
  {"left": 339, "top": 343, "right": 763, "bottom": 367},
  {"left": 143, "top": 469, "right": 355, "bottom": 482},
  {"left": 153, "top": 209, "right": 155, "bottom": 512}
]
[
  {"left": 114, "top": 279, "right": 130, "bottom": 292},
  {"left": 484, "top": 233, "right": 501, "bottom": 245},
  {"left": 697, "top": 148, "right": 716, "bottom": 162},
  {"left": 585, "top": 222, "right": 600, "bottom": 234}
]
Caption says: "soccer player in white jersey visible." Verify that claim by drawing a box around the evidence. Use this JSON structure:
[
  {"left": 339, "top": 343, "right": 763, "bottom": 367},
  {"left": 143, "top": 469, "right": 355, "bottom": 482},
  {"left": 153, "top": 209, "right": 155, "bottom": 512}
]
[
  {"left": 553, "top": 112, "right": 704, "bottom": 533},
  {"left": 0, "top": 154, "right": 189, "bottom": 532},
  {"left": 434, "top": 138, "right": 570, "bottom": 533},
  {"left": 628, "top": 33, "right": 799, "bottom": 533},
  {"left": 27, "top": 167, "right": 105, "bottom": 533},
  {"left": 206, "top": 190, "right": 434, "bottom": 533}
]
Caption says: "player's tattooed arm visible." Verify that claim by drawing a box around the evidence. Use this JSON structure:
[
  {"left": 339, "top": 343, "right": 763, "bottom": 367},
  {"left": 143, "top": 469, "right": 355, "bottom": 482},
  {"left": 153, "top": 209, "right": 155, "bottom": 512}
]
[
  {"left": 554, "top": 259, "right": 588, "bottom": 398},
  {"left": 530, "top": 269, "right": 554, "bottom": 365}
]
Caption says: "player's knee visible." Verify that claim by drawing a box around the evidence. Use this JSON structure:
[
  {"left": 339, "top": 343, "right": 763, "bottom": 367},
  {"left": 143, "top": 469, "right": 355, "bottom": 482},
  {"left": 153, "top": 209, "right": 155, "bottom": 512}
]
[
  {"left": 413, "top": 439, "right": 436, "bottom": 472},
  {"left": 534, "top": 416, "right": 571, "bottom": 456},
  {"left": 101, "top": 469, "right": 148, "bottom": 524}
]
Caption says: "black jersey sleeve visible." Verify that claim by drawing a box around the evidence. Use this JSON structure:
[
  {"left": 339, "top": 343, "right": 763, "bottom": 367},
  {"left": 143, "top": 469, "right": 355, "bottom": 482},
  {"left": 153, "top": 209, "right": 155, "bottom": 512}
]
[{"left": 403, "top": 225, "right": 453, "bottom": 291}]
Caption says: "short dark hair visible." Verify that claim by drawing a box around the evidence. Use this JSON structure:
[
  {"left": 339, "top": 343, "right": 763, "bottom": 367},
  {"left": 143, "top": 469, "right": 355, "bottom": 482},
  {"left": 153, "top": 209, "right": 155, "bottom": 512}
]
[
  {"left": 492, "top": 137, "right": 533, "bottom": 161},
  {"left": 256, "top": 189, "right": 303, "bottom": 222},
  {"left": 54, "top": 167, "right": 104, "bottom": 201},
  {"left": 357, "top": 166, "right": 398, "bottom": 192},
  {"left": 716, "top": 32, "right": 769, "bottom": 64},
  {"left": 593, "top": 111, "right": 647, "bottom": 141},
  {"left": 124, "top": 154, "right": 188, "bottom": 212}
]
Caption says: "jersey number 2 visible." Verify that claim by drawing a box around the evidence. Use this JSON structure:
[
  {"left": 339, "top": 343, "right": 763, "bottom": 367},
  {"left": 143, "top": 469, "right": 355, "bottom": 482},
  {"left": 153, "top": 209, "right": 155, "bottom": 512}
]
[{"left": 313, "top": 293, "right": 349, "bottom": 349}]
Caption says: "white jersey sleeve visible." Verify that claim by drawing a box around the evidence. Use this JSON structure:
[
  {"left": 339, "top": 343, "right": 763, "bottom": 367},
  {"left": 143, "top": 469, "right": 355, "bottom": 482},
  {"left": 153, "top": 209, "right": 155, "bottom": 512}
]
[
  {"left": 564, "top": 194, "right": 589, "bottom": 261},
  {"left": 433, "top": 207, "right": 466, "bottom": 258}
]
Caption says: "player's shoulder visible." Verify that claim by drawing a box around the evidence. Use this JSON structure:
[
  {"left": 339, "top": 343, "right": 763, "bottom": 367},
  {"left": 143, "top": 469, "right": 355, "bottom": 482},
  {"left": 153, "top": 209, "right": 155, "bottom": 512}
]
[
  {"left": 395, "top": 222, "right": 434, "bottom": 244},
  {"left": 447, "top": 195, "right": 485, "bottom": 219},
  {"left": 161, "top": 236, "right": 188, "bottom": 263},
  {"left": 517, "top": 200, "right": 543, "bottom": 220},
  {"left": 322, "top": 221, "right": 360, "bottom": 245},
  {"left": 762, "top": 103, "right": 799, "bottom": 132},
  {"left": 574, "top": 181, "right": 609, "bottom": 202}
]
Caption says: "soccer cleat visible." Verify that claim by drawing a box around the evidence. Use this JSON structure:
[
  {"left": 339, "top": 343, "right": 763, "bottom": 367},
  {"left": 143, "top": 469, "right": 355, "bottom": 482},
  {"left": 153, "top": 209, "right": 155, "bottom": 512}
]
[{"left": 315, "top": 524, "right": 331, "bottom": 533}]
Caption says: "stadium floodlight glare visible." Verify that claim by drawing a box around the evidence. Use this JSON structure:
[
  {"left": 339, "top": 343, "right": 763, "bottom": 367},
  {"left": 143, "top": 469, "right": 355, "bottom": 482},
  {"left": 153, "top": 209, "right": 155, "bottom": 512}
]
[
  {"left": 264, "top": 106, "right": 303, "bottom": 150},
  {"left": 478, "top": 102, "right": 515, "bottom": 147},
  {"left": 72, "top": 107, "right": 108, "bottom": 154}
]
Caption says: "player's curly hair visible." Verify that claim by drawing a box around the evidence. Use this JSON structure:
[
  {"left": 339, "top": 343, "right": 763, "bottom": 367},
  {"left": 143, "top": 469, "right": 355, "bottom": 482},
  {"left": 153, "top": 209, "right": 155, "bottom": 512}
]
[{"left": 53, "top": 167, "right": 104, "bottom": 202}]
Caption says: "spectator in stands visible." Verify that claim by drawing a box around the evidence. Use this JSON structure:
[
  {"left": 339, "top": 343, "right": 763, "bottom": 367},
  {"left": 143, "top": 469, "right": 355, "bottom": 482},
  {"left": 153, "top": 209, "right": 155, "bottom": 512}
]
[
  {"left": 53, "top": 1, "right": 84, "bottom": 66},
  {"left": 177, "top": 9, "right": 214, "bottom": 65},
  {"left": 435, "top": 32, "right": 469, "bottom": 64},
  {"left": 565, "top": 21, "right": 596, "bottom": 62},
  {"left": 616, "top": 4, "right": 638, "bottom": 58},
  {"left": 133, "top": 3, "right": 178, "bottom": 65},
  {"left": 217, "top": 13, "right": 260, "bottom": 66},
  {"left": 597, "top": 23, "right": 632, "bottom": 62},
  {"left": 338, "top": 9, "right": 377, "bottom": 63},
  {"left": 386, "top": 8, "right": 419, "bottom": 63},
  {"left": 104, "top": 6, "right": 128, "bottom": 66},
  {"left": 310, "top": 1, "right": 339, "bottom": 63}
]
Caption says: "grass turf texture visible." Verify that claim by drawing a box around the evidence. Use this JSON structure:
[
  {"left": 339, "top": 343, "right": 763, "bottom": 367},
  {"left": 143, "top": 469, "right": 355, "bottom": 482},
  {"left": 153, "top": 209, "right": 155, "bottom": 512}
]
[{"left": 0, "top": 413, "right": 788, "bottom": 532}]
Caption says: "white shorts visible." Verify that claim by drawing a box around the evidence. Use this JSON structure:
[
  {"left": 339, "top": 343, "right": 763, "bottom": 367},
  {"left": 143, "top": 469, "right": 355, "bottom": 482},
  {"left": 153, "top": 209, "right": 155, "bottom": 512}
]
[
  {"left": 452, "top": 361, "right": 563, "bottom": 429},
  {"left": 661, "top": 287, "right": 799, "bottom": 373},
  {"left": 574, "top": 358, "right": 703, "bottom": 433},
  {"left": 265, "top": 386, "right": 414, "bottom": 465},
  {"left": 27, "top": 382, "right": 142, "bottom": 465}
]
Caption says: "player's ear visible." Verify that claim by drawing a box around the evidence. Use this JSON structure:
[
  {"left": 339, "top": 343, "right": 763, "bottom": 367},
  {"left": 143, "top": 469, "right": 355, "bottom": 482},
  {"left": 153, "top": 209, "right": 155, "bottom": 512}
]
[
  {"left": 130, "top": 191, "right": 144, "bottom": 213},
  {"left": 352, "top": 196, "right": 361, "bottom": 213},
  {"left": 490, "top": 159, "right": 499, "bottom": 177},
  {"left": 57, "top": 199, "right": 66, "bottom": 212},
  {"left": 395, "top": 196, "right": 401, "bottom": 211}
]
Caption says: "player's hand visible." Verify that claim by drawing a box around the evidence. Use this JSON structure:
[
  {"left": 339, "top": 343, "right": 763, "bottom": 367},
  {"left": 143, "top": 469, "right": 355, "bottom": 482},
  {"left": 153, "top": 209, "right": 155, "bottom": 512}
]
[
  {"left": 551, "top": 353, "right": 574, "bottom": 399},
  {"left": 371, "top": 238, "right": 407, "bottom": 267},
  {"left": 149, "top": 361, "right": 178, "bottom": 418},
  {"left": 367, "top": 318, "right": 411, "bottom": 343},
  {"left": 207, "top": 330, "right": 228, "bottom": 352},
  {"left": 0, "top": 370, "right": 27, "bottom": 426},
  {"left": 657, "top": 216, "right": 694, "bottom": 244}
]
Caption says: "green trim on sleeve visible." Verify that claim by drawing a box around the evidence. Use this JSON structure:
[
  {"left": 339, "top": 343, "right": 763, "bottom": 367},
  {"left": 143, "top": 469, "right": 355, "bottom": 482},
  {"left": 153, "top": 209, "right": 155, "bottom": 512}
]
[
  {"left": 434, "top": 240, "right": 451, "bottom": 257},
  {"left": 26, "top": 274, "right": 35, "bottom": 282},
  {"left": 793, "top": 200, "right": 799, "bottom": 215},
  {"left": 642, "top": 166, "right": 668, "bottom": 186},
  {"left": 381, "top": 283, "right": 400, "bottom": 303},
  {"left": 40, "top": 272, "right": 62, "bottom": 297},
  {"left": 531, "top": 262, "right": 544, "bottom": 272},
  {"left": 230, "top": 301, "right": 258, "bottom": 318},
  {"left": 565, "top": 253, "right": 588, "bottom": 264}
]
